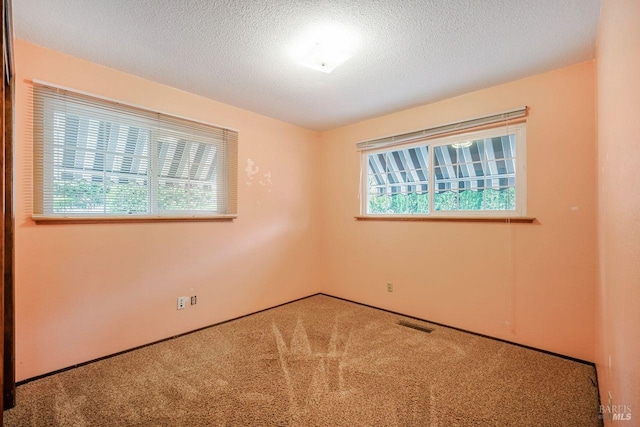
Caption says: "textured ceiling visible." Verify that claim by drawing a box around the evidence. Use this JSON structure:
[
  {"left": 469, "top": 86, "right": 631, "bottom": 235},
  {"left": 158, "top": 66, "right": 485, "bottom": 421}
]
[{"left": 14, "top": 0, "right": 601, "bottom": 131}]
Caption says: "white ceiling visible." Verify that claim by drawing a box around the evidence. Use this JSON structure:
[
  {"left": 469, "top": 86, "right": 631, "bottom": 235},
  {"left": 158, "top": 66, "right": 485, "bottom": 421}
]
[{"left": 14, "top": 0, "right": 601, "bottom": 131}]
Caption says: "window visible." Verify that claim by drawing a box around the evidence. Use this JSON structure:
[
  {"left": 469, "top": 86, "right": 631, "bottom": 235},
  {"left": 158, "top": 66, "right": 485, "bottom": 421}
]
[
  {"left": 33, "top": 84, "right": 238, "bottom": 220},
  {"left": 361, "top": 124, "right": 526, "bottom": 217}
]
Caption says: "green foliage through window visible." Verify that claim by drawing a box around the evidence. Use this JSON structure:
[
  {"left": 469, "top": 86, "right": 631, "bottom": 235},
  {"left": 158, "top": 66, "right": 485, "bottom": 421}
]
[
  {"left": 53, "top": 179, "right": 215, "bottom": 214},
  {"left": 368, "top": 188, "right": 515, "bottom": 214}
]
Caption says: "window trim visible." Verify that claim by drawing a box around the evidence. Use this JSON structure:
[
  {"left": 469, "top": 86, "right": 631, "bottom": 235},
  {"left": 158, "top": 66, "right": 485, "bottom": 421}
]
[
  {"left": 31, "top": 214, "right": 237, "bottom": 224},
  {"left": 32, "top": 81, "right": 238, "bottom": 222},
  {"left": 360, "top": 123, "right": 527, "bottom": 218}
]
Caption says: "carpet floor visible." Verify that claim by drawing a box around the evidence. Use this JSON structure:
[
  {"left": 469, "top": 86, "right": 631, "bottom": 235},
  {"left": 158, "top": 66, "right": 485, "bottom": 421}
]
[{"left": 4, "top": 295, "right": 601, "bottom": 426}]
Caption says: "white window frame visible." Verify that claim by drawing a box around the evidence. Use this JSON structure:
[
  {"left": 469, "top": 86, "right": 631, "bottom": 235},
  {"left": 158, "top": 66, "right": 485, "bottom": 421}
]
[
  {"left": 33, "top": 83, "right": 238, "bottom": 221},
  {"left": 360, "top": 123, "right": 527, "bottom": 218}
]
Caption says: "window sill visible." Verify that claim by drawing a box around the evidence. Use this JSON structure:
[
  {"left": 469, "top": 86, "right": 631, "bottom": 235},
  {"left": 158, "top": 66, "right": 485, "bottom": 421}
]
[
  {"left": 354, "top": 215, "right": 536, "bottom": 223},
  {"left": 32, "top": 214, "right": 237, "bottom": 224}
]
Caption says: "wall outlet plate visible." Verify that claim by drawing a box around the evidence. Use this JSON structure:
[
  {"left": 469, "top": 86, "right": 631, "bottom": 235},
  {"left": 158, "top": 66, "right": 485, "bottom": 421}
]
[
  {"left": 190, "top": 296, "right": 197, "bottom": 305},
  {"left": 177, "top": 296, "right": 189, "bottom": 310},
  {"left": 387, "top": 283, "right": 393, "bottom": 292}
]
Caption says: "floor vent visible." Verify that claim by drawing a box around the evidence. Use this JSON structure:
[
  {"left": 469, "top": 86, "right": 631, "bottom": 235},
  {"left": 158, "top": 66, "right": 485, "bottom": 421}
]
[{"left": 398, "top": 320, "right": 434, "bottom": 333}]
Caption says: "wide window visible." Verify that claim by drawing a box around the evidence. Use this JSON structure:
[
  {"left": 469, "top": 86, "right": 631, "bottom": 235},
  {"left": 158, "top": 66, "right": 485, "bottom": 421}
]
[
  {"left": 362, "top": 124, "right": 526, "bottom": 217},
  {"left": 33, "top": 84, "right": 238, "bottom": 220}
]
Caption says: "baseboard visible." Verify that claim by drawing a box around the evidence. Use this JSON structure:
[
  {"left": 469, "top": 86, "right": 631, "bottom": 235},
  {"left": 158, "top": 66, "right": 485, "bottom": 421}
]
[
  {"left": 16, "top": 290, "right": 595, "bottom": 388},
  {"left": 318, "top": 292, "right": 596, "bottom": 367},
  {"left": 16, "top": 293, "right": 322, "bottom": 387}
]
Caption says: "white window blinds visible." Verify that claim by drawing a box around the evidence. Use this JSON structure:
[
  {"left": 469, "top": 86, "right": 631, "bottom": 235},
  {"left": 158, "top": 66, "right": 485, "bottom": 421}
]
[
  {"left": 33, "top": 83, "right": 238, "bottom": 219},
  {"left": 356, "top": 107, "right": 527, "bottom": 151}
]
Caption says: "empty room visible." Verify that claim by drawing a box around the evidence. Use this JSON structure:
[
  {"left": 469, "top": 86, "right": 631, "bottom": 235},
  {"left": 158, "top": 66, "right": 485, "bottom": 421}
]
[{"left": 0, "top": 0, "right": 638, "bottom": 425}]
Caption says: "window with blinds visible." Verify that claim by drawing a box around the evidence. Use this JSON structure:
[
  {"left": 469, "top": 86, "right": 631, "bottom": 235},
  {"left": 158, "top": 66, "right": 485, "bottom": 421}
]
[
  {"left": 361, "top": 123, "right": 526, "bottom": 217},
  {"left": 33, "top": 84, "right": 238, "bottom": 220}
]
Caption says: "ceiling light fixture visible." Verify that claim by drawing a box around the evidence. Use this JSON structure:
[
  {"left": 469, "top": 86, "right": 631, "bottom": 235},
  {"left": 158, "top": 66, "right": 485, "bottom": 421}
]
[
  {"left": 299, "top": 42, "right": 352, "bottom": 73},
  {"left": 290, "top": 23, "right": 358, "bottom": 74}
]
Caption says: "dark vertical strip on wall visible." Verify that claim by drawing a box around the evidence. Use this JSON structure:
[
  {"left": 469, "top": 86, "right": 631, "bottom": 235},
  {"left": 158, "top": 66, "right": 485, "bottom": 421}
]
[{"left": 3, "top": 0, "right": 15, "bottom": 411}]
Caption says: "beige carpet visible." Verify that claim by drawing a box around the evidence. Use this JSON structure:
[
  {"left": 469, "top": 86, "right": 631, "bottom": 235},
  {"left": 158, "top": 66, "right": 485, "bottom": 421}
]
[{"left": 4, "top": 295, "right": 601, "bottom": 426}]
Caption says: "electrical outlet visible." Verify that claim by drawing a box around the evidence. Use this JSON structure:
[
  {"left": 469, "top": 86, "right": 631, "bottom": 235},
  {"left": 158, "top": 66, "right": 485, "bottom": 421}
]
[
  {"left": 177, "top": 296, "right": 188, "bottom": 310},
  {"left": 387, "top": 283, "right": 393, "bottom": 292},
  {"left": 190, "top": 295, "right": 197, "bottom": 305}
]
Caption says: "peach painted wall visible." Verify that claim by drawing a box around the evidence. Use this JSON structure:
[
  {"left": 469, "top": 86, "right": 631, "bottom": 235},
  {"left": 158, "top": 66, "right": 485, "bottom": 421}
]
[
  {"left": 318, "top": 61, "right": 597, "bottom": 362},
  {"left": 596, "top": 0, "right": 640, "bottom": 421},
  {"left": 14, "top": 40, "right": 321, "bottom": 381}
]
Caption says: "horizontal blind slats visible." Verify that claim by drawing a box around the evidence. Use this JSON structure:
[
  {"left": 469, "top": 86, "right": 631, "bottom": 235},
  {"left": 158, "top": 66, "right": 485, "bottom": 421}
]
[
  {"left": 33, "top": 83, "right": 238, "bottom": 218},
  {"left": 356, "top": 107, "right": 527, "bottom": 151}
]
